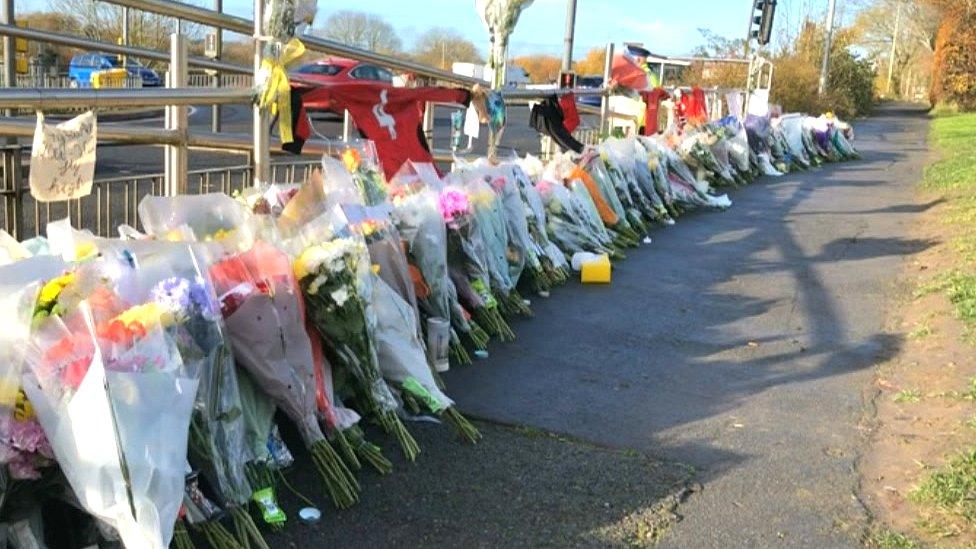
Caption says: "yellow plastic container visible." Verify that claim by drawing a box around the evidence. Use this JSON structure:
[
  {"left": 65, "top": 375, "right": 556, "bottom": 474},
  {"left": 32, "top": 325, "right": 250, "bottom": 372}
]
[
  {"left": 580, "top": 254, "right": 611, "bottom": 284},
  {"left": 92, "top": 68, "right": 128, "bottom": 89}
]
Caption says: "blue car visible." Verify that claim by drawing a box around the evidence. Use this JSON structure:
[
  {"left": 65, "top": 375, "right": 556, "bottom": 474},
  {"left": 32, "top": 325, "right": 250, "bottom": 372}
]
[{"left": 68, "top": 53, "right": 161, "bottom": 87}]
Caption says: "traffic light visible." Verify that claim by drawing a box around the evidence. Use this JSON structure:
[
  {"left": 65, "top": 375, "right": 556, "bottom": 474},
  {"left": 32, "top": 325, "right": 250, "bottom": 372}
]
[
  {"left": 749, "top": 0, "right": 777, "bottom": 46},
  {"left": 559, "top": 71, "right": 576, "bottom": 89}
]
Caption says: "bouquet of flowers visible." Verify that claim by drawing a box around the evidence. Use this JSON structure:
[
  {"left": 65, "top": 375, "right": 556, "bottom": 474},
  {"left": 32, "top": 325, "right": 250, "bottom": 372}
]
[
  {"left": 208, "top": 239, "right": 360, "bottom": 509},
  {"left": 290, "top": 207, "right": 420, "bottom": 461},
  {"left": 0, "top": 263, "right": 65, "bottom": 483},
  {"left": 338, "top": 141, "right": 389, "bottom": 207},
  {"left": 370, "top": 276, "right": 481, "bottom": 442},
  {"left": 575, "top": 154, "right": 641, "bottom": 248},
  {"left": 99, "top": 240, "right": 269, "bottom": 547},
  {"left": 536, "top": 172, "right": 616, "bottom": 260},
  {"left": 505, "top": 162, "right": 569, "bottom": 292},
  {"left": 601, "top": 139, "right": 660, "bottom": 229},
  {"left": 23, "top": 270, "right": 199, "bottom": 549},
  {"left": 388, "top": 162, "right": 489, "bottom": 362}
]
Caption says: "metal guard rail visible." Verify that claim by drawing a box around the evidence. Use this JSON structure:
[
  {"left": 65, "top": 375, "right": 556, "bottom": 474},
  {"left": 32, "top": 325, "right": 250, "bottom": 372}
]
[
  {"left": 0, "top": 87, "right": 253, "bottom": 109},
  {"left": 0, "top": 24, "right": 249, "bottom": 75}
]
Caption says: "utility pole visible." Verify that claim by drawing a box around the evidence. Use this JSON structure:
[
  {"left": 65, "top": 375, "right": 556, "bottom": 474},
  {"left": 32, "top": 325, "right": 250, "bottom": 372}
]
[
  {"left": 886, "top": 0, "right": 902, "bottom": 96},
  {"left": 817, "top": 0, "right": 836, "bottom": 95},
  {"left": 561, "top": 0, "right": 577, "bottom": 72}
]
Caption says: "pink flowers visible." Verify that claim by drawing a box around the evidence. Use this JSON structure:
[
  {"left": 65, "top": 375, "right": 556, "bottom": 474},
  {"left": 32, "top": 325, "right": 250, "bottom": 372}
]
[
  {"left": 438, "top": 187, "right": 470, "bottom": 229},
  {"left": 0, "top": 414, "right": 54, "bottom": 479}
]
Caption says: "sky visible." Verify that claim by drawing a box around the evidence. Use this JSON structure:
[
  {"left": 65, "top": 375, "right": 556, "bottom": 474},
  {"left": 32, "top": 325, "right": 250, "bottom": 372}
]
[{"left": 22, "top": 0, "right": 854, "bottom": 58}]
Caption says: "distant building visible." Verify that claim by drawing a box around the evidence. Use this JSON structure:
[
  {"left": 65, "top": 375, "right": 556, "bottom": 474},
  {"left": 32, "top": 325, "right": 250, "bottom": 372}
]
[{"left": 451, "top": 62, "right": 529, "bottom": 87}]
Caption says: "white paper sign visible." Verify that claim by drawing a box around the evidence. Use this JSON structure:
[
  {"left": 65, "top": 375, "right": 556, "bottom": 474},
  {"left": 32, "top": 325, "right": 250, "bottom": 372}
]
[
  {"left": 30, "top": 111, "right": 97, "bottom": 202},
  {"left": 463, "top": 103, "right": 480, "bottom": 139},
  {"left": 747, "top": 89, "right": 770, "bottom": 117}
]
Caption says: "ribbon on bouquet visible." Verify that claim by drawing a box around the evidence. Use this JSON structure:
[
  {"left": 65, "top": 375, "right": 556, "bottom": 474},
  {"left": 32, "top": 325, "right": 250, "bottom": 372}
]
[{"left": 257, "top": 38, "right": 306, "bottom": 145}]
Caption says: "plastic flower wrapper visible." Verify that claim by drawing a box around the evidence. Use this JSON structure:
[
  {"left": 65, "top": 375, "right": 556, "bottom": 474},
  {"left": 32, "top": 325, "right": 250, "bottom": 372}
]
[
  {"left": 576, "top": 154, "right": 641, "bottom": 248},
  {"left": 388, "top": 162, "right": 488, "bottom": 361},
  {"left": 535, "top": 175, "right": 615, "bottom": 260},
  {"left": 263, "top": 0, "right": 315, "bottom": 45},
  {"left": 677, "top": 131, "right": 734, "bottom": 188},
  {"left": 659, "top": 143, "right": 732, "bottom": 210},
  {"left": 717, "top": 116, "right": 757, "bottom": 175},
  {"left": 96, "top": 240, "right": 268, "bottom": 547},
  {"left": 288, "top": 206, "right": 420, "bottom": 462},
  {"left": 439, "top": 180, "right": 514, "bottom": 342},
  {"left": 207, "top": 239, "right": 360, "bottom": 509},
  {"left": 637, "top": 138, "right": 683, "bottom": 219},
  {"left": 338, "top": 141, "right": 389, "bottom": 207},
  {"left": 506, "top": 161, "right": 570, "bottom": 291},
  {"left": 600, "top": 139, "right": 660, "bottom": 229},
  {"left": 456, "top": 170, "right": 530, "bottom": 321},
  {"left": 475, "top": 167, "right": 533, "bottom": 312},
  {"left": 23, "top": 300, "right": 198, "bottom": 549},
  {"left": 630, "top": 140, "right": 674, "bottom": 224},
  {"left": 0, "top": 268, "right": 61, "bottom": 482},
  {"left": 139, "top": 193, "right": 259, "bottom": 250},
  {"left": 370, "top": 276, "right": 481, "bottom": 443}
]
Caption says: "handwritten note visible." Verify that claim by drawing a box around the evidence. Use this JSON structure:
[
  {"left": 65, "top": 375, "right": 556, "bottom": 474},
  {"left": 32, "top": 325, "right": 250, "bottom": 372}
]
[{"left": 30, "top": 111, "right": 97, "bottom": 202}]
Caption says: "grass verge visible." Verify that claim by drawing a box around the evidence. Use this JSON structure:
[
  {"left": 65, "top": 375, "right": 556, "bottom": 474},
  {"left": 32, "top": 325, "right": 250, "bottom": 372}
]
[{"left": 906, "top": 112, "right": 976, "bottom": 539}]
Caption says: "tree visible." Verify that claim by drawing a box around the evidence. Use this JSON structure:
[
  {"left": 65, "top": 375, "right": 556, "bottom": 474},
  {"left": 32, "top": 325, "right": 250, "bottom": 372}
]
[
  {"left": 513, "top": 54, "right": 560, "bottom": 83},
  {"left": 927, "top": 0, "right": 976, "bottom": 109},
  {"left": 573, "top": 47, "right": 605, "bottom": 76},
  {"left": 313, "top": 10, "right": 402, "bottom": 55},
  {"left": 851, "top": 0, "right": 939, "bottom": 98},
  {"left": 411, "top": 28, "right": 482, "bottom": 70},
  {"left": 46, "top": 0, "right": 197, "bottom": 68}
]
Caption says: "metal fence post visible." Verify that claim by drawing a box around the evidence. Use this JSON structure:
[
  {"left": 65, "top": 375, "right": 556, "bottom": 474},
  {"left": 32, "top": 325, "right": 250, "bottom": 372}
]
[
  {"left": 164, "top": 33, "right": 188, "bottom": 195},
  {"left": 251, "top": 0, "right": 269, "bottom": 186},
  {"left": 600, "top": 42, "right": 614, "bottom": 135},
  {"left": 0, "top": 144, "right": 22, "bottom": 238},
  {"left": 342, "top": 109, "right": 352, "bottom": 142},
  {"left": 211, "top": 0, "right": 222, "bottom": 132}
]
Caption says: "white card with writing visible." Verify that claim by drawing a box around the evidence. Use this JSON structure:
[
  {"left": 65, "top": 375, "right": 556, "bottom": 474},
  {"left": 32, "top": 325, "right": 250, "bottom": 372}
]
[{"left": 30, "top": 111, "right": 97, "bottom": 202}]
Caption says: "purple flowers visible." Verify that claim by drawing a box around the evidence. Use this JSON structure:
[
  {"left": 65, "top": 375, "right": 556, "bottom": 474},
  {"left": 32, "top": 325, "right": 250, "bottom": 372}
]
[
  {"left": 151, "top": 276, "right": 218, "bottom": 320},
  {"left": 0, "top": 413, "right": 54, "bottom": 479}
]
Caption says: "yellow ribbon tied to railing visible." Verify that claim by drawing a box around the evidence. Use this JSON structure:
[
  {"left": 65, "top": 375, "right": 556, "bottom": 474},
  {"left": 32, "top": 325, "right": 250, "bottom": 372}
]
[{"left": 258, "top": 38, "right": 306, "bottom": 145}]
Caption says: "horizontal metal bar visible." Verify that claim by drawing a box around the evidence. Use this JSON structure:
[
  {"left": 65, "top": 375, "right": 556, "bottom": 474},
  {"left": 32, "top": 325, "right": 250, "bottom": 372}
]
[
  {"left": 670, "top": 57, "right": 752, "bottom": 65},
  {"left": 500, "top": 86, "right": 607, "bottom": 99},
  {"left": 100, "top": 0, "right": 252, "bottom": 35},
  {"left": 0, "top": 117, "right": 181, "bottom": 144},
  {"left": 98, "top": 0, "right": 482, "bottom": 87},
  {"left": 0, "top": 24, "right": 249, "bottom": 74},
  {"left": 0, "top": 87, "right": 252, "bottom": 109}
]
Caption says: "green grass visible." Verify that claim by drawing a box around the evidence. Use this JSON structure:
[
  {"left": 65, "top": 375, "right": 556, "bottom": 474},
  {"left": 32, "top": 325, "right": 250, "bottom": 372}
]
[
  {"left": 910, "top": 448, "right": 976, "bottom": 522},
  {"left": 923, "top": 113, "right": 976, "bottom": 192},
  {"left": 907, "top": 322, "right": 933, "bottom": 339},
  {"left": 894, "top": 389, "right": 922, "bottom": 403},
  {"left": 865, "top": 527, "right": 921, "bottom": 549}
]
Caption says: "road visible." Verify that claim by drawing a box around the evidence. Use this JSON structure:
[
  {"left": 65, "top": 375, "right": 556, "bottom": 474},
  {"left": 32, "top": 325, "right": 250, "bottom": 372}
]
[{"left": 259, "top": 103, "right": 930, "bottom": 547}]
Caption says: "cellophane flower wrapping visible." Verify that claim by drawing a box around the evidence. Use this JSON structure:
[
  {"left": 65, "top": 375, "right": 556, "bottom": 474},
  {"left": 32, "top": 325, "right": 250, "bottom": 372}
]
[
  {"left": 0, "top": 258, "right": 67, "bottom": 481},
  {"left": 336, "top": 142, "right": 389, "bottom": 207},
  {"left": 287, "top": 206, "right": 400, "bottom": 420},
  {"left": 388, "top": 162, "right": 456, "bottom": 327},
  {"left": 97, "top": 239, "right": 253, "bottom": 509},
  {"left": 513, "top": 157, "right": 570, "bottom": 272},
  {"left": 207, "top": 239, "right": 325, "bottom": 447},
  {"left": 263, "top": 0, "right": 315, "bottom": 44},
  {"left": 454, "top": 170, "right": 517, "bottom": 297},
  {"left": 23, "top": 268, "right": 198, "bottom": 549}
]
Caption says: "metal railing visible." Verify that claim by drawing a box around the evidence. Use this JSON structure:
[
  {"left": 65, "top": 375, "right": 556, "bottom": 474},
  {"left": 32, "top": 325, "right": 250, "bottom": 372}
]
[
  {"left": 0, "top": 144, "right": 319, "bottom": 238},
  {"left": 0, "top": 0, "right": 620, "bottom": 240}
]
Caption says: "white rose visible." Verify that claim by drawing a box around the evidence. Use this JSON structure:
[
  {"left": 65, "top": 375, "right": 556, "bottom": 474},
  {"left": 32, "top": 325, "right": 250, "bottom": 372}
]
[{"left": 331, "top": 287, "right": 350, "bottom": 307}]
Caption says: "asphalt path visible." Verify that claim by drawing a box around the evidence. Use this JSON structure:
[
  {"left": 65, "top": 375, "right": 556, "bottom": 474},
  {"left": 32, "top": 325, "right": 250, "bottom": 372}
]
[{"left": 446, "top": 103, "right": 930, "bottom": 547}]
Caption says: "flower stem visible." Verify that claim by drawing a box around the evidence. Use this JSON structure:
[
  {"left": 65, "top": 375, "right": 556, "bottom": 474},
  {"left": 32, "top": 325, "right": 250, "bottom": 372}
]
[
  {"left": 379, "top": 410, "right": 420, "bottom": 462},
  {"left": 332, "top": 428, "right": 362, "bottom": 471},
  {"left": 173, "top": 520, "right": 196, "bottom": 549},
  {"left": 442, "top": 407, "right": 482, "bottom": 443},
  {"left": 230, "top": 507, "right": 268, "bottom": 549},
  {"left": 310, "top": 439, "right": 360, "bottom": 509}
]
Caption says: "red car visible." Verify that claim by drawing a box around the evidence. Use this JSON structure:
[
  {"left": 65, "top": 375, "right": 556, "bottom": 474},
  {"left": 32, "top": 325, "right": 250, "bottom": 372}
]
[
  {"left": 291, "top": 57, "right": 396, "bottom": 114},
  {"left": 292, "top": 57, "right": 394, "bottom": 86}
]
